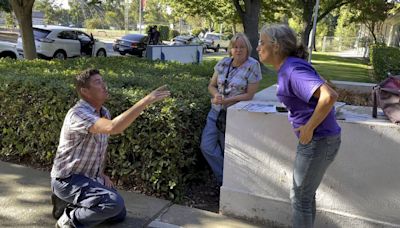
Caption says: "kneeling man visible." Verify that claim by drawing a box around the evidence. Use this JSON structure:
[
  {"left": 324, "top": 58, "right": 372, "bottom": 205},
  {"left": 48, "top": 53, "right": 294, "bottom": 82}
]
[{"left": 51, "top": 69, "right": 170, "bottom": 228}]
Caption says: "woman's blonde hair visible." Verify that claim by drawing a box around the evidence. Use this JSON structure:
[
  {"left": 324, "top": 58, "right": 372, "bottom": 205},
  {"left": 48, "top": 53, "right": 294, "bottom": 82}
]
[
  {"left": 228, "top": 33, "right": 252, "bottom": 59},
  {"left": 260, "top": 24, "right": 308, "bottom": 60}
]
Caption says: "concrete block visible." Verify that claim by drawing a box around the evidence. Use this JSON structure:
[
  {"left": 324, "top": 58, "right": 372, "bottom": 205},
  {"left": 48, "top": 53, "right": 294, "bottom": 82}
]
[{"left": 220, "top": 86, "right": 400, "bottom": 227}]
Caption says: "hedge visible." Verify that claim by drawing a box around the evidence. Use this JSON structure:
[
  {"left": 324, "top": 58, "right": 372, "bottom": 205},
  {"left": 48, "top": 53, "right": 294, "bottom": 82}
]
[
  {"left": 0, "top": 56, "right": 217, "bottom": 200},
  {"left": 370, "top": 45, "right": 400, "bottom": 81}
]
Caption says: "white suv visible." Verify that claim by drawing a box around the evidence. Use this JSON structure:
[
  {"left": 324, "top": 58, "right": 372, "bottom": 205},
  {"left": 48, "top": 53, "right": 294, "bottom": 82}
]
[
  {"left": 201, "top": 32, "right": 229, "bottom": 52},
  {"left": 17, "top": 25, "right": 107, "bottom": 60},
  {"left": 0, "top": 41, "right": 19, "bottom": 59}
]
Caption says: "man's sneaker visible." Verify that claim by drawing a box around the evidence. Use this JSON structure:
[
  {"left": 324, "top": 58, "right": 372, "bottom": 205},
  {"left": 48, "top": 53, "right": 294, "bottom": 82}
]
[
  {"left": 55, "top": 210, "right": 73, "bottom": 228},
  {"left": 51, "top": 193, "right": 69, "bottom": 219}
]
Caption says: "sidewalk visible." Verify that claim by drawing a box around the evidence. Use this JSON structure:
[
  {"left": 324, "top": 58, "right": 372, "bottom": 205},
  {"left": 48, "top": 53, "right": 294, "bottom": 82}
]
[
  {"left": 335, "top": 49, "right": 365, "bottom": 58},
  {"left": 0, "top": 161, "right": 262, "bottom": 228}
]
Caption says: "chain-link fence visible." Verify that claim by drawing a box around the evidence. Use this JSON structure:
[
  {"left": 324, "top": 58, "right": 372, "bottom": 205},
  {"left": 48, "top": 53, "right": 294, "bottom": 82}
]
[{"left": 315, "top": 36, "right": 359, "bottom": 52}]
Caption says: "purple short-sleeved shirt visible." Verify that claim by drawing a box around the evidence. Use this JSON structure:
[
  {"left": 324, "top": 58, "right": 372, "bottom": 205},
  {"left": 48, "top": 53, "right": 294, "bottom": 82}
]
[{"left": 276, "top": 57, "right": 341, "bottom": 138}]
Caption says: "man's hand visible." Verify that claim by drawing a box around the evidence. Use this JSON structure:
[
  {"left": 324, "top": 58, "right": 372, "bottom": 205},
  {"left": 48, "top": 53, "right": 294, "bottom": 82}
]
[
  {"left": 145, "top": 85, "right": 171, "bottom": 104},
  {"left": 101, "top": 173, "right": 114, "bottom": 188},
  {"left": 294, "top": 124, "right": 315, "bottom": 145}
]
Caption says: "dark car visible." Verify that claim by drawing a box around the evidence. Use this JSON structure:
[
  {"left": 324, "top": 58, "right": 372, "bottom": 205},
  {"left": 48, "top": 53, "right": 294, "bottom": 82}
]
[{"left": 113, "top": 34, "right": 148, "bottom": 57}]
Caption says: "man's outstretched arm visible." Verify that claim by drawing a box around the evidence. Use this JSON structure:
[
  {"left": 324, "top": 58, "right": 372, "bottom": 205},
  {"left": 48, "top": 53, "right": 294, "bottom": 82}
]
[{"left": 89, "top": 85, "right": 170, "bottom": 135}]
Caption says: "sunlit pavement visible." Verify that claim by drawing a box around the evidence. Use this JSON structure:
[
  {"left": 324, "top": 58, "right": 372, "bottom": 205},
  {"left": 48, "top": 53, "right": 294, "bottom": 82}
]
[{"left": 0, "top": 161, "right": 263, "bottom": 228}]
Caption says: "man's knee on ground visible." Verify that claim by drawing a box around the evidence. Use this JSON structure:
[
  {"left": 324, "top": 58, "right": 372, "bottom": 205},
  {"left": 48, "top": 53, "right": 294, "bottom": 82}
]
[
  {"left": 104, "top": 192, "right": 125, "bottom": 217},
  {"left": 108, "top": 206, "right": 127, "bottom": 224}
]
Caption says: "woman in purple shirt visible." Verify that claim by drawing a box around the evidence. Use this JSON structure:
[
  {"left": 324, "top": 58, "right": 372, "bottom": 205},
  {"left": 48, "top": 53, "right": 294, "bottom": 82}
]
[{"left": 257, "top": 24, "right": 341, "bottom": 228}]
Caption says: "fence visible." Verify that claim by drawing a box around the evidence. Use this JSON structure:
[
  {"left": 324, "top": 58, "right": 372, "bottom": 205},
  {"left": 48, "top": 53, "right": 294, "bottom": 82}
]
[
  {"left": 0, "top": 29, "right": 18, "bottom": 43},
  {"left": 316, "top": 36, "right": 360, "bottom": 52},
  {"left": 82, "top": 29, "right": 132, "bottom": 40}
]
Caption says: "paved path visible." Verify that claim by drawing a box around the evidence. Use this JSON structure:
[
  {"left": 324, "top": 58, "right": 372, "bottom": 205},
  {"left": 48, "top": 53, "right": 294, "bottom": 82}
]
[
  {"left": 335, "top": 49, "right": 366, "bottom": 58},
  {"left": 0, "top": 161, "right": 263, "bottom": 228}
]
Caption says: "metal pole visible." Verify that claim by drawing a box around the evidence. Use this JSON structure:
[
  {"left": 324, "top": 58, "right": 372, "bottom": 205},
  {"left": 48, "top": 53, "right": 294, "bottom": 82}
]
[
  {"left": 138, "top": 0, "right": 142, "bottom": 34},
  {"left": 124, "top": 0, "right": 129, "bottom": 33},
  {"left": 308, "top": 0, "right": 320, "bottom": 63},
  {"left": 179, "top": 17, "right": 182, "bottom": 34}
]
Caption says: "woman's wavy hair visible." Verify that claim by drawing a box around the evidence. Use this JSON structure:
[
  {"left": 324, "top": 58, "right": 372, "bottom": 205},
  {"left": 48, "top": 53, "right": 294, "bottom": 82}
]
[
  {"left": 228, "top": 32, "right": 252, "bottom": 59},
  {"left": 260, "top": 24, "right": 308, "bottom": 60}
]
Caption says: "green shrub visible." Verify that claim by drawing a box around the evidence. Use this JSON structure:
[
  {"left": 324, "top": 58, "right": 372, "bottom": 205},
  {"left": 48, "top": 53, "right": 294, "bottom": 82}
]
[
  {"left": 191, "top": 28, "right": 203, "bottom": 37},
  {"left": 224, "top": 32, "right": 234, "bottom": 40},
  {"left": 158, "top": 25, "right": 169, "bottom": 42},
  {"left": 370, "top": 45, "right": 400, "bottom": 81},
  {"left": 169, "top": 30, "right": 180, "bottom": 40},
  {"left": 84, "top": 18, "right": 107, "bottom": 29},
  {"left": 0, "top": 57, "right": 217, "bottom": 200}
]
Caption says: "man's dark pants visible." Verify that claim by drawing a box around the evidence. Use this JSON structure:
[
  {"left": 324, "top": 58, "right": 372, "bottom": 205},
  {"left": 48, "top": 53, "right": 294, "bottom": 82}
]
[{"left": 51, "top": 174, "right": 126, "bottom": 227}]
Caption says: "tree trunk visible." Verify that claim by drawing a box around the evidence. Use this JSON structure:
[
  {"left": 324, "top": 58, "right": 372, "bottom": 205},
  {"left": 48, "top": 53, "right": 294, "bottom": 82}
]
[
  {"left": 302, "top": 22, "right": 313, "bottom": 47},
  {"left": 10, "top": 0, "right": 37, "bottom": 60},
  {"left": 370, "top": 30, "right": 378, "bottom": 44},
  {"left": 313, "top": 34, "right": 317, "bottom": 51},
  {"left": 301, "top": 0, "right": 314, "bottom": 46},
  {"left": 232, "top": 23, "right": 237, "bottom": 34},
  {"left": 207, "top": 19, "right": 214, "bottom": 32},
  {"left": 367, "top": 22, "right": 378, "bottom": 44},
  {"left": 243, "top": 13, "right": 260, "bottom": 59},
  {"left": 232, "top": 0, "right": 261, "bottom": 60}
]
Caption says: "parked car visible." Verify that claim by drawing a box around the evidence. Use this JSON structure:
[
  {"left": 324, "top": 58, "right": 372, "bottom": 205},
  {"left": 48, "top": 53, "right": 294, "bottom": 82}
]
[
  {"left": 0, "top": 41, "right": 19, "bottom": 59},
  {"left": 170, "top": 35, "right": 202, "bottom": 45},
  {"left": 170, "top": 35, "right": 206, "bottom": 52},
  {"left": 201, "top": 32, "right": 229, "bottom": 52},
  {"left": 113, "top": 34, "right": 148, "bottom": 57},
  {"left": 16, "top": 25, "right": 107, "bottom": 60}
]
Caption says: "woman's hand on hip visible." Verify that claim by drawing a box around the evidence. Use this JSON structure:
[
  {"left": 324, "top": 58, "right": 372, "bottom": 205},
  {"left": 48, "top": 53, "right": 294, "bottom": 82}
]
[{"left": 294, "top": 124, "right": 315, "bottom": 144}]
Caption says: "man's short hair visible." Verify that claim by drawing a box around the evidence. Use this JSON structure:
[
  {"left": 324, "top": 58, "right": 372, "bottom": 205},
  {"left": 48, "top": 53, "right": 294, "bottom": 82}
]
[{"left": 75, "top": 69, "right": 100, "bottom": 95}]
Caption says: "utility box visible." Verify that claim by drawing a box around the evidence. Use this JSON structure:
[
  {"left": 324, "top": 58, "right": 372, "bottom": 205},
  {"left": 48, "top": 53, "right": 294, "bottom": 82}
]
[{"left": 146, "top": 45, "right": 203, "bottom": 64}]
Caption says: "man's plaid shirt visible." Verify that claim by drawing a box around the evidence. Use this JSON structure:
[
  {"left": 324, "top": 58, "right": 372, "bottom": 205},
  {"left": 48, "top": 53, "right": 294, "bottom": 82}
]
[{"left": 51, "top": 99, "right": 111, "bottom": 179}]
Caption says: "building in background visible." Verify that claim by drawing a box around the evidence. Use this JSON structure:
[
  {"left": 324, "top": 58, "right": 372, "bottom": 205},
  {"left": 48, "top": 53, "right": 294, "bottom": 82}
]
[
  {"left": 381, "top": 11, "right": 400, "bottom": 47},
  {"left": 32, "top": 11, "right": 45, "bottom": 26}
]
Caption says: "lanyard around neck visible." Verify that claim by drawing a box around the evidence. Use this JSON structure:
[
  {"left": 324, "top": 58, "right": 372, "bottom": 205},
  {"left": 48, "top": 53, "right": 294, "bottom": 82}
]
[{"left": 223, "top": 58, "right": 234, "bottom": 96}]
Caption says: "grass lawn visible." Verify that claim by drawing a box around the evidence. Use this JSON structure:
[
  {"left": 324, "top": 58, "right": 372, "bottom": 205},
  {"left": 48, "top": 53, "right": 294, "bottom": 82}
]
[
  {"left": 203, "top": 52, "right": 371, "bottom": 90},
  {"left": 311, "top": 52, "right": 371, "bottom": 83}
]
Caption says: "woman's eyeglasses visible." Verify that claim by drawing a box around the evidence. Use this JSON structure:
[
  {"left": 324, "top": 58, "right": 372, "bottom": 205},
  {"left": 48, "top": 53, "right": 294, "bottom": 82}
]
[
  {"left": 258, "top": 39, "right": 276, "bottom": 46},
  {"left": 232, "top": 46, "right": 246, "bottom": 50}
]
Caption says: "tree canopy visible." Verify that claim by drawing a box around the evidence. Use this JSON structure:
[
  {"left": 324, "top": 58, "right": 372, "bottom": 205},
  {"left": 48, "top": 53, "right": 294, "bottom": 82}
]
[
  {"left": 0, "top": 0, "right": 11, "bottom": 12},
  {"left": 349, "top": 0, "right": 396, "bottom": 43}
]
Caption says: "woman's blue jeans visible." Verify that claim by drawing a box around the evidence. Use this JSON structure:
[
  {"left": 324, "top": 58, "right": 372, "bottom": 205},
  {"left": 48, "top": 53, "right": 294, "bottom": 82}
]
[
  {"left": 291, "top": 134, "right": 341, "bottom": 228},
  {"left": 200, "top": 108, "right": 225, "bottom": 185},
  {"left": 51, "top": 174, "right": 126, "bottom": 228}
]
